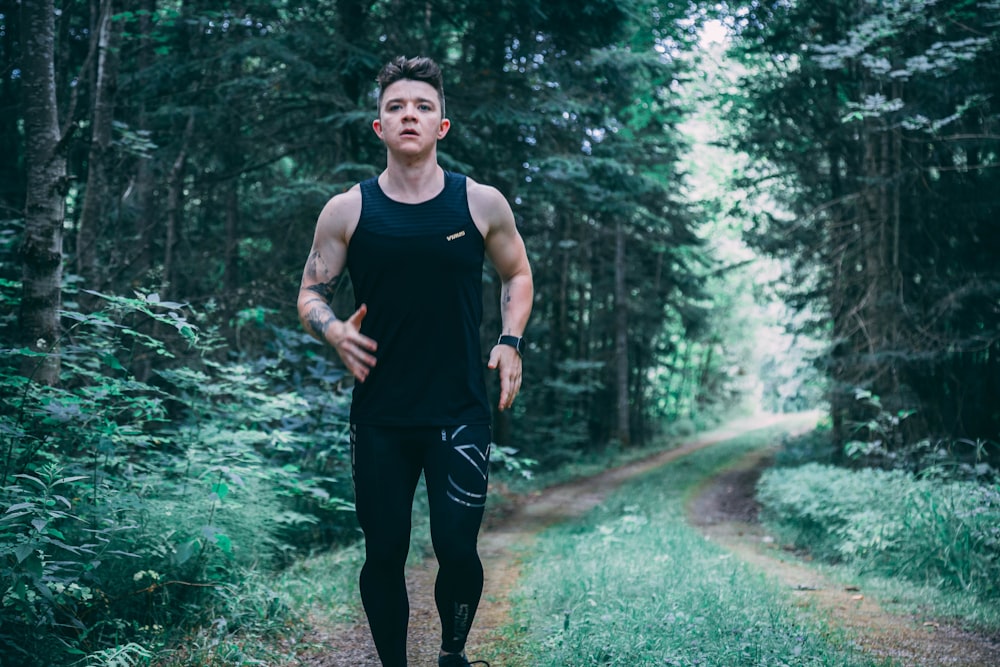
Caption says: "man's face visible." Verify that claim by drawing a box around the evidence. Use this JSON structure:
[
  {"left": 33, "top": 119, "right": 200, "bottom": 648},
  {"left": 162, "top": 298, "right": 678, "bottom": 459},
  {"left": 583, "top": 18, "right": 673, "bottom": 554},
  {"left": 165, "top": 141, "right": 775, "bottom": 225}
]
[{"left": 373, "top": 79, "right": 450, "bottom": 153}]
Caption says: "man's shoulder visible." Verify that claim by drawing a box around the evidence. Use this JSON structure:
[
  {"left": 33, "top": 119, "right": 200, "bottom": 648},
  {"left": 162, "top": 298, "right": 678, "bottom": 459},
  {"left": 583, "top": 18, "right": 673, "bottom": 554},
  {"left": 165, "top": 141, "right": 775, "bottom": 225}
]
[
  {"left": 328, "top": 182, "right": 363, "bottom": 206},
  {"left": 464, "top": 176, "right": 508, "bottom": 209},
  {"left": 317, "top": 184, "right": 363, "bottom": 236},
  {"left": 466, "top": 177, "right": 516, "bottom": 238}
]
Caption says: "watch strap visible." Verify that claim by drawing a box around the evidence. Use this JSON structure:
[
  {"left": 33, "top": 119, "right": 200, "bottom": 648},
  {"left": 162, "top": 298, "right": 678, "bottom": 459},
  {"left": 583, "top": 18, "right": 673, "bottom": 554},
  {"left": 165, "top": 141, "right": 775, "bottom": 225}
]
[{"left": 497, "top": 334, "right": 524, "bottom": 355}]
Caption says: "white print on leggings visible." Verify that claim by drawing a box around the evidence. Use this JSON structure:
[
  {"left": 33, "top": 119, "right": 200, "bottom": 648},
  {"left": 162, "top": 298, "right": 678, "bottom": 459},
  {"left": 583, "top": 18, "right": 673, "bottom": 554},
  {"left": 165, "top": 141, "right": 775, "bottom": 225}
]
[
  {"left": 446, "top": 426, "right": 490, "bottom": 508},
  {"left": 452, "top": 602, "right": 471, "bottom": 642}
]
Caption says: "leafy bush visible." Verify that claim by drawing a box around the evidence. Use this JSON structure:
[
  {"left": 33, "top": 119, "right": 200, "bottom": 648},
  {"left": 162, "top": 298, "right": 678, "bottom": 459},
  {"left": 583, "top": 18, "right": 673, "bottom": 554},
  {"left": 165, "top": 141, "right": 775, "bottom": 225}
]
[
  {"left": 1, "top": 290, "right": 356, "bottom": 665},
  {"left": 757, "top": 463, "right": 1000, "bottom": 599},
  {"left": 843, "top": 389, "right": 999, "bottom": 481}
]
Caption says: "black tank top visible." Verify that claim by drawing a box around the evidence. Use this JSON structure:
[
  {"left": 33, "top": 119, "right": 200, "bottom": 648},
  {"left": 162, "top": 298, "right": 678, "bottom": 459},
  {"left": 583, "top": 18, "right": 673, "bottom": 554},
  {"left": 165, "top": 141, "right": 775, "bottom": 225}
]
[{"left": 345, "top": 171, "right": 491, "bottom": 426}]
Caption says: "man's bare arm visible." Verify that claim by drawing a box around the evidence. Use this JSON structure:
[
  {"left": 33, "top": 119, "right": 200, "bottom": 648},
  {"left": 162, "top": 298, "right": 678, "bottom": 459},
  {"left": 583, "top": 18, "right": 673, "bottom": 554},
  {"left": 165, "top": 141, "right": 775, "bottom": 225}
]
[
  {"left": 296, "top": 188, "right": 377, "bottom": 382},
  {"left": 298, "top": 248, "right": 346, "bottom": 340},
  {"left": 470, "top": 180, "right": 534, "bottom": 410}
]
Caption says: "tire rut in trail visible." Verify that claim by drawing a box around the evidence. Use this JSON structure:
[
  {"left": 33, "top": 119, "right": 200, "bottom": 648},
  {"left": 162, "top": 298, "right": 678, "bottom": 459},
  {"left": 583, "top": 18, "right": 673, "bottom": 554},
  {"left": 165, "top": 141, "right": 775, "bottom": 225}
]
[
  {"left": 689, "top": 449, "right": 1000, "bottom": 667},
  {"left": 295, "top": 413, "right": 818, "bottom": 666}
]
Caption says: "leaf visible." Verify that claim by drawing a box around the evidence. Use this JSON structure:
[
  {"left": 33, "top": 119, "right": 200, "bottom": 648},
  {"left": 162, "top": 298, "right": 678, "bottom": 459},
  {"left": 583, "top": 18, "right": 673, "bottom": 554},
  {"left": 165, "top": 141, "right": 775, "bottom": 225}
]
[
  {"left": 33, "top": 577, "right": 54, "bottom": 601},
  {"left": 5, "top": 502, "right": 36, "bottom": 513},
  {"left": 22, "top": 552, "right": 44, "bottom": 579},
  {"left": 174, "top": 539, "right": 200, "bottom": 565},
  {"left": 214, "top": 533, "right": 232, "bottom": 554},
  {"left": 52, "top": 495, "right": 73, "bottom": 509},
  {"left": 13, "top": 474, "right": 45, "bottom": 489},
  {"left": 0, "top": 511, "right": 32, "bottom": 525},
  {"left": 54, "top": 475, "right": 88, "bottom": 486},
  {"left": 212, "top": 482, "right": 229, "bottom": 500},
  {"left": 14, "top": 543, "right": 35, "bottom": 564},
  {"left": 102, "top": 353, "right": 125, "bottom": 370}
]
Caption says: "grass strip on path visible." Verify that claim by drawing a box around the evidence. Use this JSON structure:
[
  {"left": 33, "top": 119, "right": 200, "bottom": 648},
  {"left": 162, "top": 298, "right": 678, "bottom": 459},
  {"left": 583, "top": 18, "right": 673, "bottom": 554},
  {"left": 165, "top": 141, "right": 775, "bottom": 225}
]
[{"left": 497, "top": 424, "right": 891, "bottom": 667}]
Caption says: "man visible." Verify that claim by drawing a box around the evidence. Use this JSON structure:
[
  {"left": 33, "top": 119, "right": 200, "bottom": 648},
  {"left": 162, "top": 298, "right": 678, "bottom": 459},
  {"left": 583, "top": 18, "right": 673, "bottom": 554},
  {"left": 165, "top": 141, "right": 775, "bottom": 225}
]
[{"left": 296, "top": 56, "right": 533, "bottom": 667}]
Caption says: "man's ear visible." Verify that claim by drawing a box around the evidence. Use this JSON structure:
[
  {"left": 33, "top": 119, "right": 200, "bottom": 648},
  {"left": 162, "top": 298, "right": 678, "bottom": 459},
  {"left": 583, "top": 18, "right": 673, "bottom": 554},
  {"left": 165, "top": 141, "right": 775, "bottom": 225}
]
[
  {"left": 372, "top": 118, "right": 383, "bottom": 138},
  {"left": 437, "top": 118, "right": 451, "bottom": 139}
]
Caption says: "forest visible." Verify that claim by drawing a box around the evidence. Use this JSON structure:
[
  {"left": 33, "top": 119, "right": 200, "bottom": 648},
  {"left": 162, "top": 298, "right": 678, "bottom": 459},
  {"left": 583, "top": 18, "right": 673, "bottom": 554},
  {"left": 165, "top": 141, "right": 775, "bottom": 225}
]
[{"left": 1, "top": 0, "right": 998, "bottom": 665}]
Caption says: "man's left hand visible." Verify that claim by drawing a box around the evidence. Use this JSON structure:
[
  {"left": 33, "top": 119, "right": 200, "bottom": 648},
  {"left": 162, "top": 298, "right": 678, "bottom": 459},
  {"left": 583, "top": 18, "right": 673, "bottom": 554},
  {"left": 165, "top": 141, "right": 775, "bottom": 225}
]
[{"left": 488, "top": 345, "right": 522, "bottom": 411}]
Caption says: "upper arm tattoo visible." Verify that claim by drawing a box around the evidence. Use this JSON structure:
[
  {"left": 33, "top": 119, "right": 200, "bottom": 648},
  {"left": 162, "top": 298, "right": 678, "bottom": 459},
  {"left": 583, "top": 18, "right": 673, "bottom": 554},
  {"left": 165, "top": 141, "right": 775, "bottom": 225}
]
[
  {"left": 305, "top": 278, "right": 342, "bottom": 304},
  {"left": 302, "top": 250, "right": 343, "bottom": 300}
]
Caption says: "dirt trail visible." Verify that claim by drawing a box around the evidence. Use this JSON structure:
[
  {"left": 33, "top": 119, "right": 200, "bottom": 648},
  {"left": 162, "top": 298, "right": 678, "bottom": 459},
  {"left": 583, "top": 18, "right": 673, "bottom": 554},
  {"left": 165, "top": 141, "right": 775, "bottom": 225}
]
[
  {"left": 300, "top": 413, "right": 999, "bottom": 666},
  {"left": 690, "top": 448, "right": 1000, "bottom": 667}
]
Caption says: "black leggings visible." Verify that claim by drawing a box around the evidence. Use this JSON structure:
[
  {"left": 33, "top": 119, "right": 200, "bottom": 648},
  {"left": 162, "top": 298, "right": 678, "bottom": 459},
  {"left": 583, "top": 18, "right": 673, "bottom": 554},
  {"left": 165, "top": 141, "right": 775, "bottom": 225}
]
[{"left": 351, "top": 423, "right": 492, "bottom": 666}]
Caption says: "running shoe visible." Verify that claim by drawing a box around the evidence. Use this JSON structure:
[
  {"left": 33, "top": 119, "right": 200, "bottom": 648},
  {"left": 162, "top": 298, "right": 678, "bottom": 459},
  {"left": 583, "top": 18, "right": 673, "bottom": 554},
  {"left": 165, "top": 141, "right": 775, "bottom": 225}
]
[{"left": 438, "top": 654, "right": 490, "bottom": 667}]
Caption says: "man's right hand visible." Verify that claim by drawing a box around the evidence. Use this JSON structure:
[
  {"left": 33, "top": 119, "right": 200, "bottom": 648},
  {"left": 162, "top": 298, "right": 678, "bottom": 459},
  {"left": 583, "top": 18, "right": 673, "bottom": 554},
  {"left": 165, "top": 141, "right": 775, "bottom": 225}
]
[{"left": 330, "top": 303, "right": 378, "bottom": 382}]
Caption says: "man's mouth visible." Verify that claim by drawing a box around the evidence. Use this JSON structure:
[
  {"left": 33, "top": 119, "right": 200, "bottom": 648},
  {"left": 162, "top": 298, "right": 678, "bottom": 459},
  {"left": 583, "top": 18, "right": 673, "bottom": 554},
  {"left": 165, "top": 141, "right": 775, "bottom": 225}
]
[{"left": 401, "top": 129, "right": 419, "bottom": 137}]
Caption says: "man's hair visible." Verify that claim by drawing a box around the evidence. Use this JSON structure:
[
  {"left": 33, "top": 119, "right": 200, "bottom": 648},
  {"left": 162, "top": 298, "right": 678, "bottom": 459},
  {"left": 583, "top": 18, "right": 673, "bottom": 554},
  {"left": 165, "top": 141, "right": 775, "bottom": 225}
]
[{"left": 376, "top": 56, "right": 446, "bottom": 117}]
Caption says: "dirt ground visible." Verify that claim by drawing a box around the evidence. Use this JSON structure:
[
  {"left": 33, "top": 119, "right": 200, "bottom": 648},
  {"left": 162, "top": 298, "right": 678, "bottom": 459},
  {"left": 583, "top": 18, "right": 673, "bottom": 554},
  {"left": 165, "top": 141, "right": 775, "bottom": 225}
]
[
  {"left": 689, "top": 448, "right": 1000, "bottom": 667},
  {"left": 297, "top": 414, "right": 1000, "bottom": 666}
]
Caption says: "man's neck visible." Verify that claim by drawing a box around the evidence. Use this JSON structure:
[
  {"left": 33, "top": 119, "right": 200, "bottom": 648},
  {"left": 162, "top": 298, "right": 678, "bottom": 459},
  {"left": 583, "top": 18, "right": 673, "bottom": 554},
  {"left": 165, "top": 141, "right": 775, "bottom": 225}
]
[{"left": 379, "top": 155, "right": 444, "bottom": 204}]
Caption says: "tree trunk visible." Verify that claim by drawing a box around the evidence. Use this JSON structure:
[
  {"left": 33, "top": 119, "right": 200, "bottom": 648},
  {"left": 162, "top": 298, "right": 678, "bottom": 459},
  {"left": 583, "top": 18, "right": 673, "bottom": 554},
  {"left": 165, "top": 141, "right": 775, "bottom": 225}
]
[
  {"left": 224, "top": 177, "right": 240, "bottom": 300},
  {"left": 548, "top": 211, "right": 572, "bottom": 414},
  {"left": 0, "top": 0, "right": 24, "bottom": 215},
  {"left": 614, "top": 219, "right": 630, "bottom": 446},
  {"left": 19, "top": 0, "right": 66, "bottom": 385},
  {"left": 76, "top": 0, "right": 120, "bottom": 288},
  {"left": 128, "top": 0, "right": 157, "bottom": 276},
  {"left": 162, "top": 115, "right": 194, "bottom": 300}
]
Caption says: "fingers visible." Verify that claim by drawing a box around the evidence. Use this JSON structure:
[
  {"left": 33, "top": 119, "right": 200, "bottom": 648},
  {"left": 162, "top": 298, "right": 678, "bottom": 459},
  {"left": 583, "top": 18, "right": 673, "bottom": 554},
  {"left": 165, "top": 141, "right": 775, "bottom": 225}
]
[
  {"left": 489, "top": 346, "right": 522, "bottom": 411},
  {"left": 342, "top": 341, "right": 377, "bottom": 382},
  {"left": 336, "top": 304, "right": 377, "bottom": 382},
  {"left": 346, "top": 303, "right": 368, "bottom": 328}
]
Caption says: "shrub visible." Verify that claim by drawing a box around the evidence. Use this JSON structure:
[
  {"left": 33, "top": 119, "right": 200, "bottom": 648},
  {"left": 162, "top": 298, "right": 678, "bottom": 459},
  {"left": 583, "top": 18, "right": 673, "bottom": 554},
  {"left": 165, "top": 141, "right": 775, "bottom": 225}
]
[
  {"left": 1, "top": 290, "right": 355, "bottom": 665},
  {"left": 757, "top": 463, "right": 1000, "bottom": 599}
]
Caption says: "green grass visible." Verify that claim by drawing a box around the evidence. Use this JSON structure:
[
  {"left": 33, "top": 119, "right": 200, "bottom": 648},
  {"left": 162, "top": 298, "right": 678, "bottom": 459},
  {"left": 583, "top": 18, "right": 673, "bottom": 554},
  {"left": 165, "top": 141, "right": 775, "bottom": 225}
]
[
  {"left": 272, "top": 480, "right": 436, "bottom": 620},
  {"left": 757, "top": 463, "right": 1000, "bottom": 632},
  {"left": 492, "top": 425, "right": 891, "bottom": 666},
  {"left": 150, "top": 488, "right": 436, "bottom": 666}
]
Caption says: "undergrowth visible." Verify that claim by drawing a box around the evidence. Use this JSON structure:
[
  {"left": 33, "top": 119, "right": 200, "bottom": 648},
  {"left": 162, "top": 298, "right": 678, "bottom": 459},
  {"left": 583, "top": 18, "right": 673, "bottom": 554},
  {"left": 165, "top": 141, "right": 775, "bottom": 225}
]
[
  {"left": 757, "top": 407, "right": 1000, "bottom": 631},
  {"left": 1, "top": 289, "right": 357, "bottom": 666},
  {"left": 757, "top": 464, "right": 1000, "bottom": 627}
]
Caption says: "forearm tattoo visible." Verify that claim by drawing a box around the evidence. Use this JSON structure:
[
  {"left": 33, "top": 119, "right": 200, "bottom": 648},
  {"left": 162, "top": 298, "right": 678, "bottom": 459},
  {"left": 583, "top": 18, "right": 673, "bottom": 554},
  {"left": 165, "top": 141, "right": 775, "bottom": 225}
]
[
  {"left": 501, "top": 285, "right": 512, "bottom": 307},
  {"left": 301, "top": 250, "right": 343, "bottom": 339},
  {"left": 500, "top": 285, "right": 512, "bottom": 333},
  {"left": 303, "top": 299, "right": 336, "bottom": 338}
]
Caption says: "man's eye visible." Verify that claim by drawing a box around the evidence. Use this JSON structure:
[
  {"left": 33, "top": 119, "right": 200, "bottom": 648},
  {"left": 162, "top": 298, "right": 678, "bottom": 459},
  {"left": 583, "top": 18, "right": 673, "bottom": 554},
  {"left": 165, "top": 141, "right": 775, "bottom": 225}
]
[{"left": 419, "top": 104, "right": 431, "bottom": 111}]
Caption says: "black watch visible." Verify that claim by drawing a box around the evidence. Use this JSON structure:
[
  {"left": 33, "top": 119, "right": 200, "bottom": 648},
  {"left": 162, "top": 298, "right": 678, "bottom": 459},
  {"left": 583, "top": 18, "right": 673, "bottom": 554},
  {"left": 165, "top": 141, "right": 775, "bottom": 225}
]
[{"left": 497, "top": 334, "right": 524, "bottom": 355}]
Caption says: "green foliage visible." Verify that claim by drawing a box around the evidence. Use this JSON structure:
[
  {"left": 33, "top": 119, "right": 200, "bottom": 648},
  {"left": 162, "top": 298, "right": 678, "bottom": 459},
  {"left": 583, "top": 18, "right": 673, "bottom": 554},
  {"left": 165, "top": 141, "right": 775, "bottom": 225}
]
[
  {"left": 490, "top": 445, "right": 538, "bottom": 480},
  {"left": 3, "top": 0, "right": 751, "bottom": 659},
  {"left": 12, "top": 0, "right": 999, "bottom": 659},
  {"left": 0, "top": 289, "right": 355, "bottom": 666},
  {"left": 81, "top": 643, "right": 154, "bottom": 667},
  {"left": 4, "top": 0, "right": 734, "bottom": 463},
  {"left": 725, "top": 0, "right": 1000, "bottom": 456},
  {"left": 757, "top": 463, "right": 1000, "bottom": 601},
  {"left": 770, "top": 418, "right": 838, "bottom": 468},
  {"left": 841, "top": 389, "right": 999, "bottom": 481}
]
